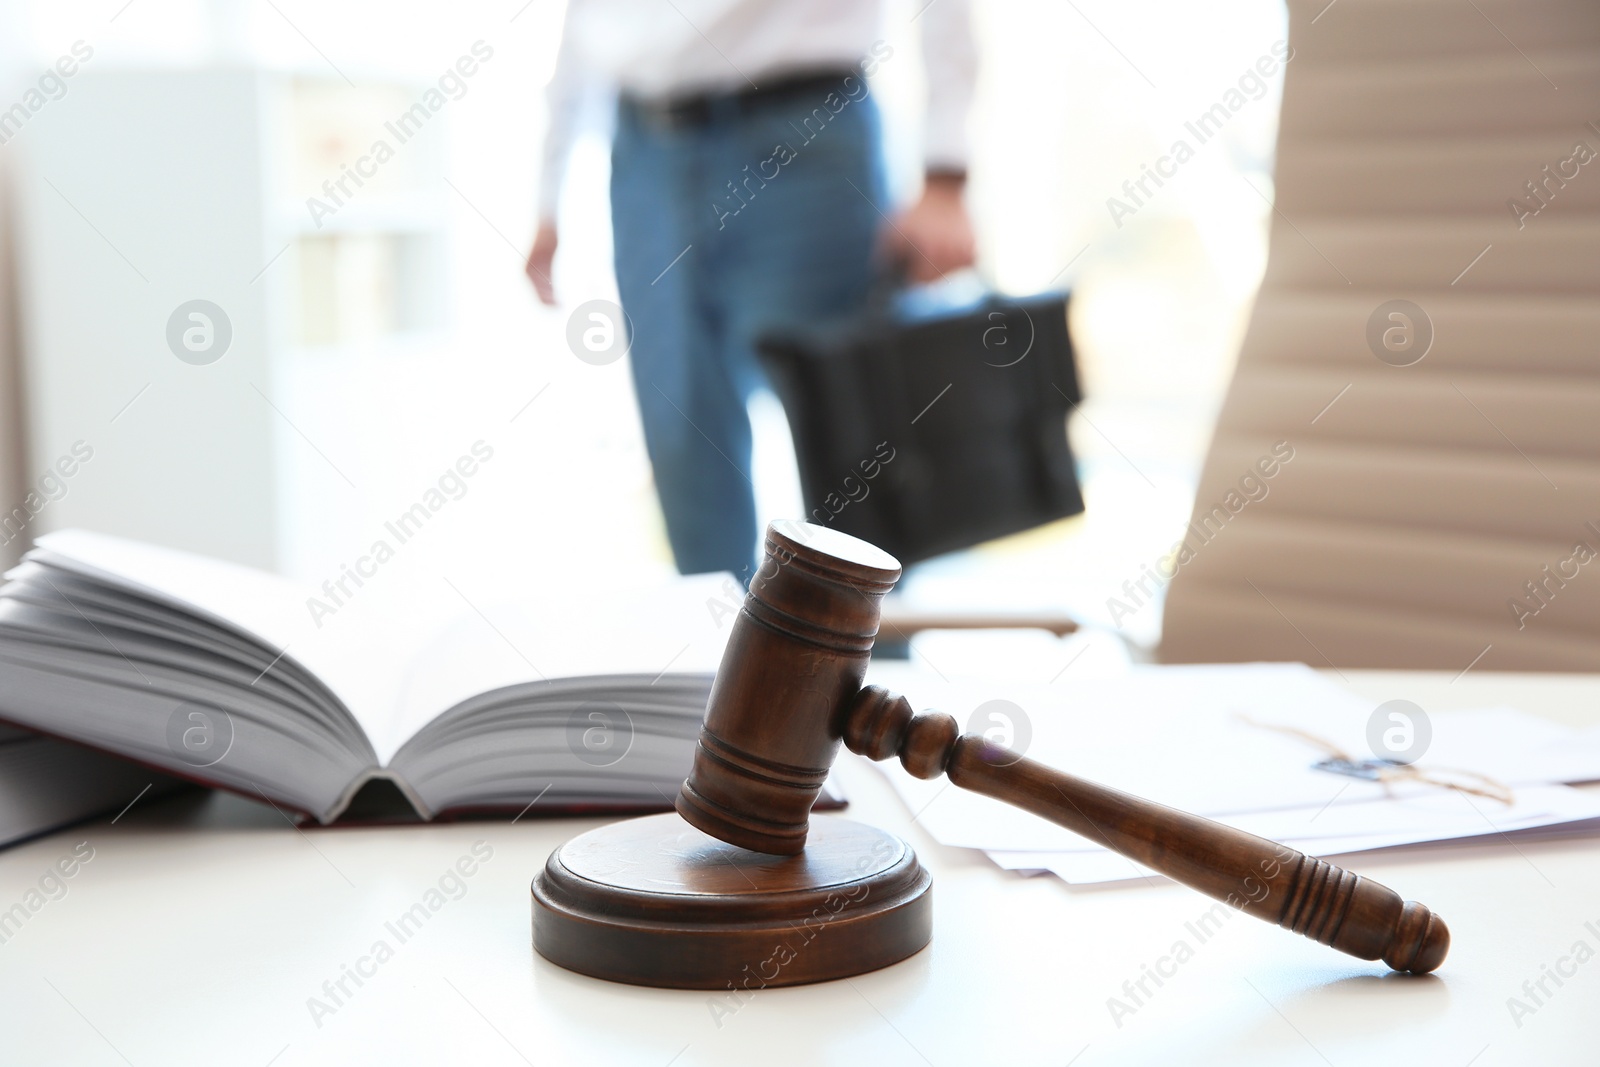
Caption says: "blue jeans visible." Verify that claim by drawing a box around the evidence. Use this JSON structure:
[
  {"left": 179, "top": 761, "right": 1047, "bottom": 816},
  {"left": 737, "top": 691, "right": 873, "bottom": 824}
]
[{"left": 611, "top": 82, "right": 884, "bottom": 580}]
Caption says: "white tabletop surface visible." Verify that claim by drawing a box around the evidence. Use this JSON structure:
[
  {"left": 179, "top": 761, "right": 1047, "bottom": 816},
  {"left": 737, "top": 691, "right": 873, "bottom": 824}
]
[{"left": 2, "top": 669, "right": 1599, "bottom": 1066}]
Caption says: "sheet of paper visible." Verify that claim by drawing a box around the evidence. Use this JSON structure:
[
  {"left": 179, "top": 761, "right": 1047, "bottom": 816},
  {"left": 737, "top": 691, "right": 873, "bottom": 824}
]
[
  {"left": 995, "top": 817, "right": 1600, "bottom": 886},
  {"left": 863, "top": 661, "right": 1600, "bottom": 853},
  {"left": 980, "top": 784, "right": 1600, "bottom": 884},
  {"left": 989, "top": 781, "right": 1600, "bottom": 855}
]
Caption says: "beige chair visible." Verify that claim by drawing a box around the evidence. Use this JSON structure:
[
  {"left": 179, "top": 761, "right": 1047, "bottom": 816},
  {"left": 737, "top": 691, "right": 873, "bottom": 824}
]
[{"left": 1161, "top": 0, "right": 1600, "bottom": 671}]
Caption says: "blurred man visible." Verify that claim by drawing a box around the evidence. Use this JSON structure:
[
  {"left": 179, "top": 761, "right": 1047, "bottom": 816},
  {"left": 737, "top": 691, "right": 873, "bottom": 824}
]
[{"left": 527, "top": 0, "right": 977, "bottom": 579}]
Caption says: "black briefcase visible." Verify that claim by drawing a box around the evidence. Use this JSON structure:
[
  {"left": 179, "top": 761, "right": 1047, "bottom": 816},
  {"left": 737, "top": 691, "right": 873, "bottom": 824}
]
[{"left": 756, "top": 289, "right": 1084, "bottom": 565}]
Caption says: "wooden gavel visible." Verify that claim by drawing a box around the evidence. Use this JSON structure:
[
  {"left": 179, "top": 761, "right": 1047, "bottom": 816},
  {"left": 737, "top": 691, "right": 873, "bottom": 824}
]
[{"left": 674, "top": 521, "right": 1449, "bottom": 974}]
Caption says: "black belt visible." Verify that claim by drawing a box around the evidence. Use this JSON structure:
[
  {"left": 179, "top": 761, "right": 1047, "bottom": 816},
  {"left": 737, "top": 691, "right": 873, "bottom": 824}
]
[{"left": 621, "top": 68, "right": 862, "bottom": 130}]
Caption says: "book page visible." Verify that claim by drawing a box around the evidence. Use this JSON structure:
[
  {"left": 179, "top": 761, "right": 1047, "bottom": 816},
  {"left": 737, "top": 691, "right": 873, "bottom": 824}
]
[
  {"left": 24, "top": 530, "right": 741, "bottom": 767},
  {"left": 22, "top": 530, "right": 395, "bottom": 742},
  {"left": 374, "top": 572, "right": 737, "bottom": 764}
]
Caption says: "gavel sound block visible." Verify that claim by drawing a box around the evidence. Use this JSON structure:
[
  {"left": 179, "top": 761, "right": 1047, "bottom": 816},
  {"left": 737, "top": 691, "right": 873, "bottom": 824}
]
[{"left": 532, "top": 523, "right": 1449, "bottom": 988}]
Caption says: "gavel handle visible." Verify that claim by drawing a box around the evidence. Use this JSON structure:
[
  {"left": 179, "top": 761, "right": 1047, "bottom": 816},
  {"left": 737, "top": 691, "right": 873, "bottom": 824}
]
[{"left": 842, "top": 686, "right": 1450, "bottom": 974}]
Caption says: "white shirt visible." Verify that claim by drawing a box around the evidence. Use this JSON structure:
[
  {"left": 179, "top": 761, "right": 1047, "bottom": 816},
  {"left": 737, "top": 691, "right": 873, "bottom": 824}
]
[{"left": 537, "top": 0, "right": 976, "bottom": 218}]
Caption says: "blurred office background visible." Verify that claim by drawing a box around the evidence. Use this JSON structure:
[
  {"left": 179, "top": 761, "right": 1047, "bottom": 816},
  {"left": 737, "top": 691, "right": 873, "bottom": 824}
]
[{"left": 0, "top": 0, "right": 1286, "bottom": 647}]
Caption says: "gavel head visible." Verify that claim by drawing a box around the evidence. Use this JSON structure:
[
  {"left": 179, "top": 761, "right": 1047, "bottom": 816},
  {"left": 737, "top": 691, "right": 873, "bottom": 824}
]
[{"left": 675, "top": 521, "right": 901, "bottom": 855}]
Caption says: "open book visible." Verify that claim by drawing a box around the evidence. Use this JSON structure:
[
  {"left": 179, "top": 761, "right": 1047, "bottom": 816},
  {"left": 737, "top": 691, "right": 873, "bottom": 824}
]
[{"left": 0, "top": 530, "right": 777, "bottom": 825}]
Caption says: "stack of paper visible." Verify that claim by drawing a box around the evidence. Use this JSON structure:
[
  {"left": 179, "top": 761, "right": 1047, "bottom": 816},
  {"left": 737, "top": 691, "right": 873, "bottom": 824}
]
[{"left": 862, "top": 661, "right": 1600, "bottom": 886}]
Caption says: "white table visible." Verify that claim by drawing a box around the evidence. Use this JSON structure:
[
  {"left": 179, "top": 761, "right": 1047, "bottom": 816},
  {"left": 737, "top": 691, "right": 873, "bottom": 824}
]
[{"left": 2, "top": 671, "right": 1598, "bottom": 1066}]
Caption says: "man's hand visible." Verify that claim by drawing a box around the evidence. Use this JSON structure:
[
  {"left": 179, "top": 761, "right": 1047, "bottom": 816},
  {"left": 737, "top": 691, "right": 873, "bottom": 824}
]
[
  {"left": 525, "top": 221, "right": 558, "bottom": 305},
  {"left": 883, "top": 172, "right": 976, "bottom": 283}
]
